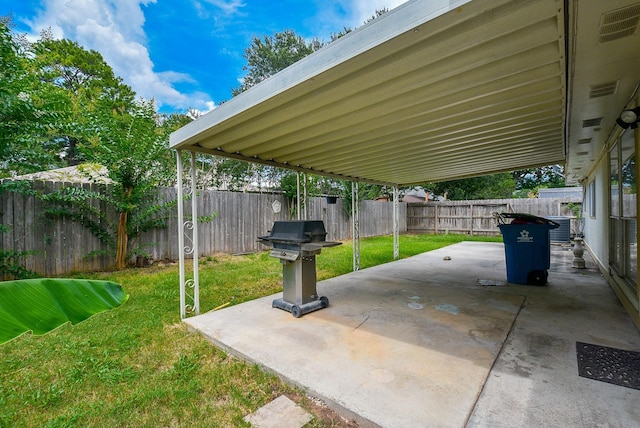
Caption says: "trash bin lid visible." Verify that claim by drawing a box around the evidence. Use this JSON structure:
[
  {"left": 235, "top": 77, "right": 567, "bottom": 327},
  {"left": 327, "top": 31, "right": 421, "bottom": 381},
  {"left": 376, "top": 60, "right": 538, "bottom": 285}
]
[{"left": 496, "top": 213, "right": 560, "bottom": 228}]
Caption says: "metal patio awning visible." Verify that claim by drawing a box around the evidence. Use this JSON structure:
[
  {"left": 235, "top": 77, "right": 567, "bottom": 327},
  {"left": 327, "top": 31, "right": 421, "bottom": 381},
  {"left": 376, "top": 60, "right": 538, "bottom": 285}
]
[{"left": 170, "top": 0, "right": 567, "bottom": 186}]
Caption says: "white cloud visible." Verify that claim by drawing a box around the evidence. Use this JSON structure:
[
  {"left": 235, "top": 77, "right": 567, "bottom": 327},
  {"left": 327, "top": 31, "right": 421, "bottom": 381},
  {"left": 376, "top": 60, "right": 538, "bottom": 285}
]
[
  {"left": 192, "top": 0, "right": 245, "bottom": 23},
  {"left": 25, "top": 0, "right": 214, "bottom": 112},
  {"left": 200, "top": 0, "right": 245, "bottom": 15}
]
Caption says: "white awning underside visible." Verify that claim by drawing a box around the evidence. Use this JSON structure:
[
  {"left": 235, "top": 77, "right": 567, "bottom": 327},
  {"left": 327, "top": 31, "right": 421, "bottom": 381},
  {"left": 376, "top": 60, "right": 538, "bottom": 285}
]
[{"left": 171, "top": 0, "right": 568, "bottom": 186}]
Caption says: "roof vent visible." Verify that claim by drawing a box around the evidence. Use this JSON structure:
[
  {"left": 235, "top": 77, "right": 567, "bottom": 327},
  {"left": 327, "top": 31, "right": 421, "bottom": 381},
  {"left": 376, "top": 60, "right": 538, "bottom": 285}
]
[
  {"left": 582, "top": 118, "right": 603, "bottom": 127},
  {"left": 599, "top": 3, "right": 640, "bottom": 43},
  {"left": 589, "top": 81, "right": 619, "bottom": 98},
  {"left": 577, "top": 138, "right": 592, "bottom": 145}
]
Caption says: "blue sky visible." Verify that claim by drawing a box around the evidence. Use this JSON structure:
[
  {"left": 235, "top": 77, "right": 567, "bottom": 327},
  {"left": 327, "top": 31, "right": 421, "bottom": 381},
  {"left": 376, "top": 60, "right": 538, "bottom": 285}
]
[{"left": 3, "top": 0, "right": 408, "bottom": 114}]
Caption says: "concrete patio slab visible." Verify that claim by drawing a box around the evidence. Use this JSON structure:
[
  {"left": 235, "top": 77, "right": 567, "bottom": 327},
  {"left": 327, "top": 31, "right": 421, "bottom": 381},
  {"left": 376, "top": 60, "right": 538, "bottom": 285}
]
[{"left": 184, "top": 242, "right": 640, "bottom": 427}]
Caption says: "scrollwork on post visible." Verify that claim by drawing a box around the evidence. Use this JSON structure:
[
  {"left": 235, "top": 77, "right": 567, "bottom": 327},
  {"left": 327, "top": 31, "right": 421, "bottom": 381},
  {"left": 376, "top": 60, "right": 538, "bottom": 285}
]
[
  {"left": 184, "top": 278, "right": 196, "bottom": 314},
  {"left": 183, "top": 220, "right": 195, "bottom": 254}
]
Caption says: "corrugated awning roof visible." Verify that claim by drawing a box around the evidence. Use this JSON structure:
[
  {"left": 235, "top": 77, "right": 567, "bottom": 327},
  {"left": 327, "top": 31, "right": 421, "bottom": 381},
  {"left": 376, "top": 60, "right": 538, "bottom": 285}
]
[{"left": 170, "top": 0, "right": 566, "bottom": 187}]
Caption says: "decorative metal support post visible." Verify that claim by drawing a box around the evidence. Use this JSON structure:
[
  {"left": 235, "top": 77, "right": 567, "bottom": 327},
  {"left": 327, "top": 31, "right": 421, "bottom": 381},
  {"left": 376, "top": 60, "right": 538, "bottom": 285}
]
[
  {"left": 177, "top": 150, "right": 186, "bottom": 318},
  {"left": 352, "top": 181, "right": 360, "bottom": 271},
  {"left": 296, "top": 172, "right": 301, "bottom": 220},
  {"left": 176, "top": 150, "right": 200, "bottom": 319},
  {"left": 190, "top": 152, "right": 200, "bottom": 315},
  {"left": 393, "top": 186, "right": 399, "bottom": 260},
  {"left": 302, "top": 172, "right": 308, "bottom": 220}
]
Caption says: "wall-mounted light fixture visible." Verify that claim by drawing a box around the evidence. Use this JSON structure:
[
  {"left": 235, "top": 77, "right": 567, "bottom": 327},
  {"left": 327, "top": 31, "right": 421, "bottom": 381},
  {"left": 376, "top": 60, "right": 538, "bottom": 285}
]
[{"left": 616, "top": 106, "right": 640, "bottom": 129}]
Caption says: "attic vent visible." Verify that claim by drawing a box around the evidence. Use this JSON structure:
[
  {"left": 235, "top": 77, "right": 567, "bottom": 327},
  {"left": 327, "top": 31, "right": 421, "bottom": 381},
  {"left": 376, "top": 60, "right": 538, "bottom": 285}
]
[
  {"left": 577, "top": 138, "right": 592, "bottom": 145},
  {"left": 589, "top": 81, "right": 619, "bottom": 98},
  {"left": 582, "top": 118, "right": 603, "bottom": 127},
  {"left": 599, "top": 3, "right": 640, "bottom": 43}
]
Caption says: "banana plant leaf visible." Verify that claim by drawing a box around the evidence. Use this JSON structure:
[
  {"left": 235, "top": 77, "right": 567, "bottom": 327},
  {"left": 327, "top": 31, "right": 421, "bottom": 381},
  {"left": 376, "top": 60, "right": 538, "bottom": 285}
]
[{"left": 0, "top": 278, "right": 128, "bottom": 345}]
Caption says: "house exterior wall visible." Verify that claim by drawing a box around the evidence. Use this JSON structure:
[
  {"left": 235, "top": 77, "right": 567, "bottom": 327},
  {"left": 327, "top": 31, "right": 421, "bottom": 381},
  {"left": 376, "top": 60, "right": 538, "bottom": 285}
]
[
  {"left": 583, "top": 98, "right": 639, "bottom": 330},
  {"left": 583, "top": 158, "right": 609, "bottom": 268}
]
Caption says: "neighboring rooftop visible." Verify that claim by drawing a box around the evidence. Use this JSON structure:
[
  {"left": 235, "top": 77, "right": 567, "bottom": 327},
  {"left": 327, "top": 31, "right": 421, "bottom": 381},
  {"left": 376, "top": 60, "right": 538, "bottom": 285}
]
[
  {"left": 8, "top": 163, "right": 112, "bottom": 184},
  {"left": 538, "top": 187, "right": 582, "bottom": 199}
]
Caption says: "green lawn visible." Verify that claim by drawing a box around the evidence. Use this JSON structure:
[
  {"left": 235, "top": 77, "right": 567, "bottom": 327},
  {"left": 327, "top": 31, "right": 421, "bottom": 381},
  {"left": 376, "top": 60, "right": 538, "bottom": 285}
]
[{"left": 0, "top": 233, "right": 501, "bottom": 427}]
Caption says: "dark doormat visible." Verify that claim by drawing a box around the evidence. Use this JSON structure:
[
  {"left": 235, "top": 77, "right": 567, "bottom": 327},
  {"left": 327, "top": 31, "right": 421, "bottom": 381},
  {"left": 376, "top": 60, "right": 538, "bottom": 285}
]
[{"left": 576, "top": 342, "right": 640, "bottom": 390}]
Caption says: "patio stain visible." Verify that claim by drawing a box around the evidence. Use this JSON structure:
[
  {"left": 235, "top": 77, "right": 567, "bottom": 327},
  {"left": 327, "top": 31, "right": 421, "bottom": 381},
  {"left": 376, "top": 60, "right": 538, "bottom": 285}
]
[{"left": 435, "top": 303, "right": 460, "bottom": 315}]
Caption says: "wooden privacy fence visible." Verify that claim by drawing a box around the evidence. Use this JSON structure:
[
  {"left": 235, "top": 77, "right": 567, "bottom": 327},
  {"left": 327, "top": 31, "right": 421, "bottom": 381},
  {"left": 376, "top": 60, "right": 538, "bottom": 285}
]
[
  {"left": 146, "top": 190, "right": 407, "bottom": 257},
  {"left": 1, "top": 182, "right": 406, "bottom": 278},
  {"left": 406, "top": 198, "right": 582, "bottom": 235},
  {"left": 2, "top": 181, "right": 581, "bottom": 278}
]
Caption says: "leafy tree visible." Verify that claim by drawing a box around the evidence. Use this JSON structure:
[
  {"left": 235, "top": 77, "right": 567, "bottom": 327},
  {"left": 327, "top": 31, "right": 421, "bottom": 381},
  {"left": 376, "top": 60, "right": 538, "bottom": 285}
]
[
  {"left": 32, "top": 36, "right": 136, "bottom": 166},
  {"left": 426, "top": 172, "right": 516, "bottom": 200},
  {"left": 0, "top": 18, "right": 70, "bottom": 177},
  {"left": 83, "top": 99, "right": 176, "bottom": 269},
  {"left": 40, "top": 100, "right": 182, "bottom": 270},
  {"left": 0, "top": 22, "right": 206, "bottom": 270},
  {"left": 0, "top": 17, "right": 26, "bottom": 164},
  {"left": 218, "top": 29, "right": 325, "bottom": 192},
  {"left": 330, "top": 8, "right": 389, "bottom": 41},
  {"left": 512, "top": 165, "right": 565, "bottom": 197},
  {"left": 33, "top": 36, "right": 135, "bottom": 110},
  {"left": 232, "top": 29, "right": 324, "bottom": 96},
  {"left": 211, "top": 159, "right": 268, "bottom": 191},
  {"left": 277, "top": 171, "right": 324, "bottom": 216},
  {"left": 335, "top": 180, "right": 393, "bottom": 216},
  {"left": 1, "top": 22, "right": 138, "bottom": 177},
  {"left": 229, "top": 12, "right": 388, "bottom": 197}
]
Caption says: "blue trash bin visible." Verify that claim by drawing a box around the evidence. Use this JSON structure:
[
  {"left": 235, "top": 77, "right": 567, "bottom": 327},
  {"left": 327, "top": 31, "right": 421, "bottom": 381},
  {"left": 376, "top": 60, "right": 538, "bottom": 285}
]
[{"left": 497, "top": 214, "right": 560, "bottom": 285}]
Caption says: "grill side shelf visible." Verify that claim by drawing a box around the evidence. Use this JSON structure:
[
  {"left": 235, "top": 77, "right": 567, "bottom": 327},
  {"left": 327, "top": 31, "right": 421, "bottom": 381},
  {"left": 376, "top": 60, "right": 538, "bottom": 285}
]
[{"left": 269, "top": 249, "right": 300, "bottom": 261}]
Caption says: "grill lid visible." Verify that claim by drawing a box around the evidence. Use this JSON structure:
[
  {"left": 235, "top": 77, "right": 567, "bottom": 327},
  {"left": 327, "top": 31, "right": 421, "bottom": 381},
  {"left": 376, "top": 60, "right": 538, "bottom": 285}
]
[
  {"left": 259, "top": 220, "right": 328, "bottom": 244},
  {"left": 259, "top": 220, "right": 342, "bottom": 254}
]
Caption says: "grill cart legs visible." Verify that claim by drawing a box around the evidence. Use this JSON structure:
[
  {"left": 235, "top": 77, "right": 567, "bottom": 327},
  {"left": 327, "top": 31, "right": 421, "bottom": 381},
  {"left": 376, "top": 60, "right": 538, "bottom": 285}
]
[
  {"left": 272, "top": 296, "right": 329, "bottom": 318},
  {"left": 272, "top": 255, "right": 329, "bottom": 317}
]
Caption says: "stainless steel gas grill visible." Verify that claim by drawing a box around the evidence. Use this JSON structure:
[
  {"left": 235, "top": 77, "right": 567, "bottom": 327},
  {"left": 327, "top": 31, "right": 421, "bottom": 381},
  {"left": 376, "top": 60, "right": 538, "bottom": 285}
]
[{"left": 259, "top": 220, "right": 341, "bottom": 317}]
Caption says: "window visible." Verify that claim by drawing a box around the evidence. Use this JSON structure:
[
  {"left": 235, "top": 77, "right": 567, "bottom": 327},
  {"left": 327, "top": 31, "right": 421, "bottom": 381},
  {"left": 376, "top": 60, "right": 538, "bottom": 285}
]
[
  {"left": 588, "top": 179, "right": 596, "bottom": 218},
  {"left": 609, "top": 129, "right": 637, "bottom": 298},
  {"left": 621, "top": 131, "right": 636, "bottom": 284}
]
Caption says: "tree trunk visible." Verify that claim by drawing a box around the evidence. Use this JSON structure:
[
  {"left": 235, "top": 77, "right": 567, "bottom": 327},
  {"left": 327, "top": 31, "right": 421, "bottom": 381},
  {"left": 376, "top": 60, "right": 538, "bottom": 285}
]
[
  {"left": 115, "top": 186, "right": 133, "bottom": 270},
  {"left": 115, "top": 211, "right": 129, "bottom": 270}
]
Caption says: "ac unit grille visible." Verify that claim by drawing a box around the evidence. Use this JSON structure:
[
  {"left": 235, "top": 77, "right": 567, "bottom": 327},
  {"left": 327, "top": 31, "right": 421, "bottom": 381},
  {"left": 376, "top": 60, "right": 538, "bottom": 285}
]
[
  {"left": 589, "top": 81, "right": 619, "bottom": 98},
  {"left": 599, "top": 4, "right": 640, "bottom": 43},
  {"left": 582, "top": 118, "right": 603, "bottom": 127}
]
